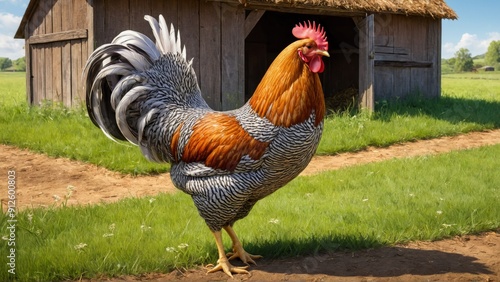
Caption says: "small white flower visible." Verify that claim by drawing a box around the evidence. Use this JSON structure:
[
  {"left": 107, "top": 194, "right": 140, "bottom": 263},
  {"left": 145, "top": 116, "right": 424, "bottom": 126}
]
[
  {"left": 66, "top": 185, "right": 74, "bottom": 198},
  {"left": 53, "top": 195, "right": 61, "bottom": 202},
  {"left": 103, "top": 233, "right": 114, "bottom": 238},
  {"left": 149, "top": 198, "right": 156, "bottom": 204},
  {"left": 108, "top": 223, "right": 116, "bottom": 232},
  {"left": 436, "top": 210, "right": 443, "bottom": 215},
  {"left": 442, "top": 223, "right": 455, "bottom": 228},
  {"left": 362, "top": 198, "right": 369, "bottom": 202},
  {"left": 1, "top": 236, "right": 8, "bottom": 241},
  {"left": 409, "top": 193, "right": 415, "bottom": 197},
  {"left": 140, "top": 224, "right": 151, "bottom": 231},
  {"left": 178, "top": 243, "right": 189, "bottom": 249},
  {"left": 269, "top": 218, "right": 280, "bottom": 224},
  {"left": 74, "top": 243, "right": 87, "bottom": 251},
  {"left": 166, "top": 247, "right": 176, "bottom": 252}
]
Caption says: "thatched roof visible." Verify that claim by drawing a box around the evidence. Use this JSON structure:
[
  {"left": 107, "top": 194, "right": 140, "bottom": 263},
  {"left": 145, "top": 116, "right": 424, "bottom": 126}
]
[{"left": 217, "top": 0, "right": 457, "bottom": 19}]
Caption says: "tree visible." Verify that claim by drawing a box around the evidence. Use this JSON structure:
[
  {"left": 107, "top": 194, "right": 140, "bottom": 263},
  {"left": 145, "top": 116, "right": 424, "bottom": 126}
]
[
  {"left": 0, "top": 57, "right": 12, "bottom": 70},
  {"left": 454, "top": 48, "right": 474, "bottom": 72},
  {"left": 13, "top": 57, "right": 26, "bottom": 71},
  {"left": 485, "top": 40, "right": 500, "bottom": 67}
]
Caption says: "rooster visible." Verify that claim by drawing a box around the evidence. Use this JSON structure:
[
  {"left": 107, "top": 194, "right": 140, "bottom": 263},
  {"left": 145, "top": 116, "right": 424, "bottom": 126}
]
[{"left": 84, "top": 15, "right": 329, "bottom": 277}]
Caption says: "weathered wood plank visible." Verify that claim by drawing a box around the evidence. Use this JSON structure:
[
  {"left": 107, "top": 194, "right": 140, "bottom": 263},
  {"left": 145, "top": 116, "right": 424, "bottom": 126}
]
[
  {"left": 52, "top": 42, "right": 62, "bottom": 103},
  {"left": 152, "top": 0, "right": 177, "bottom": 26},
  {"left": 24, "top": 24, "right": 32, "bottom": 105},
  {"left": 45, "top": 44, "right": 53, "bottom": 103},
  {"left": 425, "top": 19, "right": 441, "bottom": 98},
  {"left": 28, "top": 29, "right": 88, "bottom": 44},
  {"left": 129, "top": 0, "right": 152, "bottom": 35},
  {"left": 105, "top": 0, "right": 130, "bottom": 42},
  {"left": 31, "top": 46, "right": 41, "bottom": 105},
  {"left": 71, "top": 40, "right": 83, "bottom": 105},
  {"left": 221, "top": 3, "right": 245, "bottom": 110},
  {"left": 62, "top": 41, "right": 72, "bottom": 107},
  {"left": 93, "top": 0, "right": 106, "bottom": 46},
  {"left": 244, "top": 10, "right": 265, "bottom": 38},
  {"left": 178, "top": 0, "right": 200, "bottom": 78},
  {"left": 375, "top": 60, "right": 432, "bottom": 68},
  {"left": 200, "top": 1, "right": 222, "bottom": 110},
  {"left": 392, "top": 14, "right": 411, "bottom": 99},
  {"left": 358, "top": 14, "right": 374, "bottom": 111},
  {"left": 52, "top": 0, "right": 62, "bottom": 33},
  {"left": 85, "top": 0, "right": 94, "bottom": 58}
]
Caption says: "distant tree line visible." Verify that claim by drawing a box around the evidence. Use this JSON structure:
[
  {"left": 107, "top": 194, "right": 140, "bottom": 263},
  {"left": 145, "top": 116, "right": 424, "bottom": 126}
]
[
  {"left": 442, "top": 40, "right": 500, "bottom": 73},
  {"left": 0, "top": 57, "right": 26, "bottom": 71}
]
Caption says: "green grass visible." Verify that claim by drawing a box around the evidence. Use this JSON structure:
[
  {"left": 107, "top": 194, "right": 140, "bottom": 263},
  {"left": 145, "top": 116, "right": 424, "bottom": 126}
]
[
  {"left": 2, "top": 144, "right": 499, "bottom": 281},
  {"left": 1, "top": 72, "right": 500, "bottom": 174}
]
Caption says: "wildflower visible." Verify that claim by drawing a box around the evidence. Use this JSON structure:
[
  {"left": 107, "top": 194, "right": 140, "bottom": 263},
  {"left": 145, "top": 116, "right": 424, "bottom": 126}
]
[
  {"left": 166, "top": 247, "right": 176, "bottom": 253},
  {"left": 26, "top": 213, "right": 34, "bottom": 223},
  {"left": 74, "top": 243, "right": 87, "bottom": 251},
  {"left": 141, "top": 224, "right": 152, "bottom": 231},
  {"left": 149, "top": 198, "right": 156, "bottom": 204},
  {"left": 1, "top": 236, "right": 8, "bottom": 241},
  {"left": 178, "top": 243, "right": 189, "bottom": 249},
  {"left": 66, "top": 185, "right": 74, "bottom": 198},
  {"left": 362, "top": 198, "right": 369, "bottom": 202},
  {"left": 409, "top": 193, "right": 415, "bottom": 197},
  {"left": 53, "top": 195, "right": 61, "bottom": 202},
  {"left": 269, "top": 218, "right": 280, "bottom": 224},
  {"left": 103, "top": 233, "right": 114, "bottom": 238},
  {"left": 436, "top": 210, "right": 443, "bottom": 215},
  {"left": 108, "top": 223, "right": 116, "bottom": 232}
]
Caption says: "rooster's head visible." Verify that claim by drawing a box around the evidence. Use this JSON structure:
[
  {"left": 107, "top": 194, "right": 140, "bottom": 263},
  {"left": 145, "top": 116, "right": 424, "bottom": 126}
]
[{"left": 292, "top": 21, "right": 329, "bottom": 73}]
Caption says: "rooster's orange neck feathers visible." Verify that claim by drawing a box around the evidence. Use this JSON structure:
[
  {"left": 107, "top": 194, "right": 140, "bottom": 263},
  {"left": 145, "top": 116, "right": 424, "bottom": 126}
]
[{"left": 248, "top": 39, "right": 325, "bottom": 128}]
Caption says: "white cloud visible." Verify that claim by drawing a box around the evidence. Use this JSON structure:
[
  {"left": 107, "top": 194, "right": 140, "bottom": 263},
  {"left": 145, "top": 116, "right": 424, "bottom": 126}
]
[
  {"left": 443, "top": 32, "right": 500, "bottom": 58},
  {"left": 0, "top": 12, "right": 24, "bottom": 59}
]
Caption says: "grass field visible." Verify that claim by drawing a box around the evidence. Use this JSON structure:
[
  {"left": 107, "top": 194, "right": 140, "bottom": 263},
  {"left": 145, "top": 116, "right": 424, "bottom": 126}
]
[
  {"left": 1, "top": 72, "right": 499, "bottom": 174},
  {"left": 2, "top": 144, "right": 499, "bottom": 281}
]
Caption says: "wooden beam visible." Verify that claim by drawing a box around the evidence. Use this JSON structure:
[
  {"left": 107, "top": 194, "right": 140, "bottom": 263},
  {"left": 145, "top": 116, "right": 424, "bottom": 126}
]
[
  {"left": 375, "top": 60, "right": 433, "bottom": 68},
  {"left": 358, "top": 14, "right": 375, "bottom": 112},
  {"left": 244, "top": 9, "right": 265, "bottom": 38},
  {"left": 28, "top": 29, "right": 88, "bottom": 45}
]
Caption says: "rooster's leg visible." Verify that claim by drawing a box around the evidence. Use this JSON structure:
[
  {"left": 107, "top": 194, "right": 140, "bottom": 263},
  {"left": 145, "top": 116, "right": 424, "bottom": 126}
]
[
  {"left": 224, "top": 225, "right": 263, "bottom": 265},
  {"left": 207, "top": 230, "right": 249, "bottom": 277}
]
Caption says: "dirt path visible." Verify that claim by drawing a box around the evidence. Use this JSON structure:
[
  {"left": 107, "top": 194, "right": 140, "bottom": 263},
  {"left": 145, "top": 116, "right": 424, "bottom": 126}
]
[{"left": 1, "top": 129, "right": 500, "bottom": 281}]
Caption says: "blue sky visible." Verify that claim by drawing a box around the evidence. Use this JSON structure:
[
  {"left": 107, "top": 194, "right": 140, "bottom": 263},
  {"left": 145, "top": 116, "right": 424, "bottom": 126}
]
[{"left": 0, "top": 0, "right": 499, "bottom": 60}]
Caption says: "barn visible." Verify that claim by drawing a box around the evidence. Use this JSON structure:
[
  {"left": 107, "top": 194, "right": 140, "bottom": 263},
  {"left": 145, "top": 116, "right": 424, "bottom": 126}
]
[{"left": 15, "top": 0, "right": 457, "bottom": 111}]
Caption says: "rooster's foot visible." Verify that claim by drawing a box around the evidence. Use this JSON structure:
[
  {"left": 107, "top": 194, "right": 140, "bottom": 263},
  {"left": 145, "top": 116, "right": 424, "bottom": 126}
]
[
  {"left": 207, "top": 257, "right": 249, "bottom": 277},
  {"left": 226, "top": 245, "right": 262, "bottom": 265}
]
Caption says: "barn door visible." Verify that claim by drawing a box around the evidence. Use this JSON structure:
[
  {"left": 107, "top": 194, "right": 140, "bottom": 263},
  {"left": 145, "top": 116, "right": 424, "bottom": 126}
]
[{"left": 357, "top": 14, "right": 375, "bottom": 111}]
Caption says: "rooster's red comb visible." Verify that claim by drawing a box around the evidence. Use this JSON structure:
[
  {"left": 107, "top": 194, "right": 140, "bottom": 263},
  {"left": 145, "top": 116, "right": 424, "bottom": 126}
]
[{"left": 292, "top": 21, "right": 328, "bottom": 51}]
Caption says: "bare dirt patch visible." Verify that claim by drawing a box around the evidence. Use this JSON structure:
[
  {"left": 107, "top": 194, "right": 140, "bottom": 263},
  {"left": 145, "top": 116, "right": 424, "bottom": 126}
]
[{"left": 1, "top": 129, "right": 500, "bottom": 281}]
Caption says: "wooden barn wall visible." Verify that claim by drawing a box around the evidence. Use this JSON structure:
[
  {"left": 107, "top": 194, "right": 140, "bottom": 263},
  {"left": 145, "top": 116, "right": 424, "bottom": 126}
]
[
  {"left": 93, "top": 0, "right": 245, "bottom": 111},
  {"left": 25, "top": 0, "right": 93, "bottom": 107},
  {"left": 373, "top": 14, "right": 441, "bottom": 101}
]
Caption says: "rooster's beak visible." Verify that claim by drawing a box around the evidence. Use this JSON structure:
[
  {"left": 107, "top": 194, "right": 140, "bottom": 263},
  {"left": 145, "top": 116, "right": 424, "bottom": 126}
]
[{"left": 315, "top": 50, "right": 330, "bottom": 57}]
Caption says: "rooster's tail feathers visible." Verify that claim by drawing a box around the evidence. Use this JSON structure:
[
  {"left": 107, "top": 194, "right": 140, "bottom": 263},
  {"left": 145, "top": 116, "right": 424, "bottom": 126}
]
[
  {"left": 84, "top": 14, "right": 191, "bottom": 146},
  {"left": 144, "top": 15, "right": 186, "bottom": 59}
]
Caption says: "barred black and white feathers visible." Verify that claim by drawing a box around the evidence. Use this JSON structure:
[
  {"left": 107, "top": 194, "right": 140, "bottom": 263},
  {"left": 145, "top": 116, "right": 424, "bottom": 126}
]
[{"left": 84, "top": 14, "right": 206, "bottom": 161}]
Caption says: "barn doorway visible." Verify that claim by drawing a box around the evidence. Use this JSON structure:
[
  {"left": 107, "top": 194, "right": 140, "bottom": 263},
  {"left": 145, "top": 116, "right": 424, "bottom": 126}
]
[{"left": 245, "top": 11, "right": 360, "bottom": 112}]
